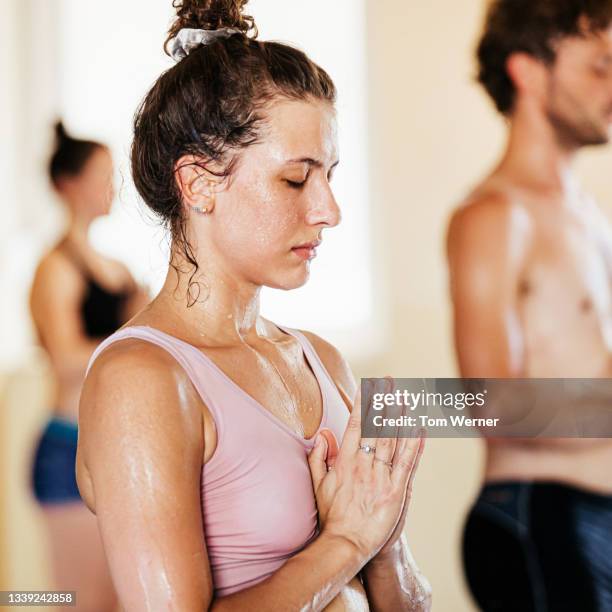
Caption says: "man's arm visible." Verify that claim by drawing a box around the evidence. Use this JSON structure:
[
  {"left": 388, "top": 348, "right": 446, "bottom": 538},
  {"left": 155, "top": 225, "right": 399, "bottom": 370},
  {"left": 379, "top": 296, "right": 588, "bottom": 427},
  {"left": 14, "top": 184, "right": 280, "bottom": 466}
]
[{"left": 446, "top": 196, "right": 531, "bottom": 379}]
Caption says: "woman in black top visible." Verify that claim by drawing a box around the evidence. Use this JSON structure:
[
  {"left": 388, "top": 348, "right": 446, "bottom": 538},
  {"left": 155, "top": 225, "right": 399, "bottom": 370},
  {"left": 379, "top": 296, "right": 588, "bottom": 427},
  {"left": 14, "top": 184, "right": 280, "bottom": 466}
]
[{"left": 29, "top": 122, "right": 148, "bottom": 610}]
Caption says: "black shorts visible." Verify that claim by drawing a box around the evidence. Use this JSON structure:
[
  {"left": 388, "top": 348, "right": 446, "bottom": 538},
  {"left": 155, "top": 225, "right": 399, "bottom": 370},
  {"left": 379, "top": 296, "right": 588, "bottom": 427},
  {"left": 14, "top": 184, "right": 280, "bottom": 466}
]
[{"left": 462, "top": 481, "right": 612, "bottom": 612}]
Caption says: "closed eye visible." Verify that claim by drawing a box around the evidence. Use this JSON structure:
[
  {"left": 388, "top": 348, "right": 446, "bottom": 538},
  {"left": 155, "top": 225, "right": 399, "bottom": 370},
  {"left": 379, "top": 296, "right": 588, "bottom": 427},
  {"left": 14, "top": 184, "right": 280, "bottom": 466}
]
[
  {"left": 285, "top": 179, "right": 306, "bottom": 189},
  {"left": 328, "top": 160, "right": 340, "bottom": 182}
]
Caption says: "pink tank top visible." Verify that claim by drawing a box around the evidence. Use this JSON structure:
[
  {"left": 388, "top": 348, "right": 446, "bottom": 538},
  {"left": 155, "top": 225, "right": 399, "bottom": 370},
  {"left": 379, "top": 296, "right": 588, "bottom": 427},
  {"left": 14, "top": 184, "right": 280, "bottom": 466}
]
[{"left": 86, "top": 325, "right": 350, "bottom": 596}]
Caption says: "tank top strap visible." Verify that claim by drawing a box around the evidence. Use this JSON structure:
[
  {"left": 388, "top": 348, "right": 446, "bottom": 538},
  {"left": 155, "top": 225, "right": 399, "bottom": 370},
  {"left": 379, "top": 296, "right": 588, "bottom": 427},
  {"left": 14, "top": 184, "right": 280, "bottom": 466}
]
[
  {"left": 85, "top": 325, "right": 346, "bottom": 441},
  {"left": 277, "top": 326, "right": 339, "bottom": 396},
  {"left": 87, "top": 326, "right": 192, "bottom": 378}
]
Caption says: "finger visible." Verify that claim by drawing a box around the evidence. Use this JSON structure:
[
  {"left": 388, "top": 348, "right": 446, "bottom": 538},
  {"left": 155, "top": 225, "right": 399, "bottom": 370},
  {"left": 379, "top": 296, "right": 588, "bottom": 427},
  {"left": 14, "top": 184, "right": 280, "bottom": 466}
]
[
  {"left": 390, "top": 435, "right": 423, "bottom": 489},
  {"left": 357, "top": 379, "right": 385, "bottom": 465},
  {"left": 382, "top": 375, "right": 399, "bottom": 462},
  {"left": 393, "top": 436, "right": 426, "bottom": 531},
  {"left": 384, "top": 375, "right": 395, "bottom": 394},
  {"left": 406, "top": 431, "right": 426, "bottom": 493},
  {"left": 368, "top": 377, "right": 397, "bottom": 473},
  {"left": 372, "top": 437, "right": 395, "bottom": 476},
  {"left": 339, "top": 383, "right": 365, "bottom": 454},
  {"left": 307, "top": 433, "right": 329, "bottom": 489},
  {"left": 319, "top": 428, "right": 339, "bottom": 469}
]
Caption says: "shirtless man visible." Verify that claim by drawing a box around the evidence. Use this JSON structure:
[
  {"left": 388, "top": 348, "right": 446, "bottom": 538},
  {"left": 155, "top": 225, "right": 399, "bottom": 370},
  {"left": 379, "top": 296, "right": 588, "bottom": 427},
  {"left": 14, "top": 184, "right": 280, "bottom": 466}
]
[{"left": 447, "top": 1, "right": 612, "bottom": 610}]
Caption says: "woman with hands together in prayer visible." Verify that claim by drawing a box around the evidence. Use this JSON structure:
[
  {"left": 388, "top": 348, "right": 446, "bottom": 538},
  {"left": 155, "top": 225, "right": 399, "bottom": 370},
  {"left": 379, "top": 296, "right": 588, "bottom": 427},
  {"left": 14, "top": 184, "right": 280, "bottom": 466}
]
[{"left": 76, "top": 0, "right": 430, "bottom": 610}]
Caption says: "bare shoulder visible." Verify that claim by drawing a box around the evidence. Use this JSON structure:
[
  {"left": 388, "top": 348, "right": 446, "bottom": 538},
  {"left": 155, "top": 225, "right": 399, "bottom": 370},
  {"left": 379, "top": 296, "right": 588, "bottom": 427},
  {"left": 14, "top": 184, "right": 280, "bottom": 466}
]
[
  {"left": 79, "top": 337, "right": 204, "bottom": 462},
  {"left": 31, "top": 247, "right": 81, "bottom": 293},
  {"left": 299, "top": 330, "right": 356, "bottom": 409},
  {"left": 447, "top": 187, "right": 532, "bottom": 260},
  {"left": 82, "top": 337, "right": 199, "bottom": 415},
  {"left": 449, "top": 190, "right": 517, "bottom": 241}
]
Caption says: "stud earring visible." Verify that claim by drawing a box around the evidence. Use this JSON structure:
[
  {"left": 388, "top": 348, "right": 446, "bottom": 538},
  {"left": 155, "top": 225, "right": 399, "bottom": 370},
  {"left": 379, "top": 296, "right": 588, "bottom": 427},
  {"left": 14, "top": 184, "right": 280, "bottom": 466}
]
[
  {"left": 190, "top": 205, "right": 211, "bottom": 215},
  {"left": 189, "top": 179, "right": 216, "bottom": 215}
]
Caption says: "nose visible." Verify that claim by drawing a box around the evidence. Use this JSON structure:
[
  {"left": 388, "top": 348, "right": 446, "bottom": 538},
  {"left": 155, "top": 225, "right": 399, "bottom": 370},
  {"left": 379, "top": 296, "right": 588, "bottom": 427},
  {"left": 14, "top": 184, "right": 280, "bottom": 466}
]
[{"left": 305, "top": 182, "right": 341, "bottom": 228}]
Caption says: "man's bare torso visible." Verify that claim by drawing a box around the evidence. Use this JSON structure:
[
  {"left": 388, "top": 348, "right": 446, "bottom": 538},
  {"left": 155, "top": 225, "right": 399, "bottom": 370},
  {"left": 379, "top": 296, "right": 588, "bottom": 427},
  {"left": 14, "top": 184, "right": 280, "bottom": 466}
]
[{"left": 461, "top": 172, "right": 612, "bottom": 492}]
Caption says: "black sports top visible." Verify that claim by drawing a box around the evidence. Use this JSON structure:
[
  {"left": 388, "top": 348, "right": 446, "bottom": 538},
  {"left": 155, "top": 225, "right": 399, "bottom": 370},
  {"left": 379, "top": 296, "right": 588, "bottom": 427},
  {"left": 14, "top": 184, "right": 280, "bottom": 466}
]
[{"left": 61, "top": 242, "right": 134, "bottom": 338}]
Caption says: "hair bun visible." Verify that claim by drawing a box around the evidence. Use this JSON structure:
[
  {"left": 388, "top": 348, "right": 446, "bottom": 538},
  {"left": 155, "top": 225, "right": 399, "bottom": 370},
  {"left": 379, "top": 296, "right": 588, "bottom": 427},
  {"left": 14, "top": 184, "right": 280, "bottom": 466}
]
[
  {"left": 167, "top": 0, "right": 257, "bottom": 45},
  {"left": 54, "top": 121, "right": 69, "bottom": 142}
]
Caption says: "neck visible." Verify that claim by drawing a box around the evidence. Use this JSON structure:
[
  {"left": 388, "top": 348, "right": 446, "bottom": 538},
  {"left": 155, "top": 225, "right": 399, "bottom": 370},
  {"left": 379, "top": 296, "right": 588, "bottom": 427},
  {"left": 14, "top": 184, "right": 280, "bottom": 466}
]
[
  {"left": 65, "top": 213, "right": 93, "bottom": 248},
  {"left": 153, "top": 252, "right": 265, "bottom": 346},
  {"left": 498, "top": 98, "right": 578, "bottom": 195}
]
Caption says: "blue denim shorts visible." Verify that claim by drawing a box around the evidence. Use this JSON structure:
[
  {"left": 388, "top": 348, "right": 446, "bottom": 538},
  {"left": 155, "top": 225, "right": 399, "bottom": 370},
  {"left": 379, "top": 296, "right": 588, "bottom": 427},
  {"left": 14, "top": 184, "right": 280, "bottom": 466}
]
[{"left": 31, "top": 415, "right": 82, "bottom": 504}]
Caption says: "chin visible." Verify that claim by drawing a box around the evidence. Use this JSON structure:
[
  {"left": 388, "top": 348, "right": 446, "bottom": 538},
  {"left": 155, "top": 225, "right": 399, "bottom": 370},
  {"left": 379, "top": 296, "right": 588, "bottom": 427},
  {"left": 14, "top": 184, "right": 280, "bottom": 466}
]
[
  {"left": 583, "top": 131, "right": 609, "bottom": 146},
  {"left": 580, "top": 118, "right": 610, "bottom": 146},
  {"left": 599, "top": 126, "right": 611, "bottom": 144},
  {"left": 264, "top": 268, "right": 311, "bottom": 291}
]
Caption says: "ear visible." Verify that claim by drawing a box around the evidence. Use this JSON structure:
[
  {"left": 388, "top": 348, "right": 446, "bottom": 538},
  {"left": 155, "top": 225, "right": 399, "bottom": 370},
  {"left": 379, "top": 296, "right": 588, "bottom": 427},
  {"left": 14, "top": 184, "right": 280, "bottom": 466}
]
[
  {"left": 506, "top": 52, "right": 549, "bottom": 106},
  {"left": 53, "top": 173, "right": 78, "bottom": 199},
  {"left": 174, "top": 155, "right": 223, "bottom": 214}
]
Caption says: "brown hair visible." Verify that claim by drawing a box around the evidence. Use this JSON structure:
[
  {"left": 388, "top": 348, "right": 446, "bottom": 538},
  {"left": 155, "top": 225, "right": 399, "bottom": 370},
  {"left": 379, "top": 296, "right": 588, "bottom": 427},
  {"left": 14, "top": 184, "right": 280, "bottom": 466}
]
[
  {"left": 131, "top": 0, "right": 336, "bottom": 304},
  {"left": 477, "top": 0, "right": 612, "bottom": 114},
  {"left": 49, "top": 121, "right": 104, "bottom": 187}
]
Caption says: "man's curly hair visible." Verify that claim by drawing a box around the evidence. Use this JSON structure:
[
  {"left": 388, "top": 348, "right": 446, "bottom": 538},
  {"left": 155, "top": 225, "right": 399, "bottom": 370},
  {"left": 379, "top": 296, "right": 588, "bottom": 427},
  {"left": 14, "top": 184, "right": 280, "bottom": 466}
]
[{"left": 477, "top": 0, "right": 612, "bottom": 114}]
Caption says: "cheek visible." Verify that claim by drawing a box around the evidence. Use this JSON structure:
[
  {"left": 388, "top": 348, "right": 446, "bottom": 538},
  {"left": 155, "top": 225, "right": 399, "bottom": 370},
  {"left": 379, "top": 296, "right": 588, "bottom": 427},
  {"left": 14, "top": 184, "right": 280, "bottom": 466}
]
[
  {"left": 85, "top": 178, "right": 113, "bottom": 209},
  {"left": 574, "top": 70, "right": 611, "bottom": 105},
  {"left": 217, "top": 182, "right": 300, "bottom": 257}
]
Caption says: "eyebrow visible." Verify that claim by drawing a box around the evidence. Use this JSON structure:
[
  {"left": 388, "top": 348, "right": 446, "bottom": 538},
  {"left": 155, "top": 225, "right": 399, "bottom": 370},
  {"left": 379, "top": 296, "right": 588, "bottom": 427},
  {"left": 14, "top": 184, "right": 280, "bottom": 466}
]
[{"left": 286, "top": 157, "right": 340, "bottom": 169}]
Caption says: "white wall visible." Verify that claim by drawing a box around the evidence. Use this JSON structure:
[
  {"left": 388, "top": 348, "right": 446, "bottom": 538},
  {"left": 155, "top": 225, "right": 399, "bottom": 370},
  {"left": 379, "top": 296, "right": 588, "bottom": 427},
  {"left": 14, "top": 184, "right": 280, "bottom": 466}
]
[
  {"left": 58, "top": 0, "right": 375, "bottom": 355},
  {"left": 0, "top": 0, "right": 62, "bottom": 370}
]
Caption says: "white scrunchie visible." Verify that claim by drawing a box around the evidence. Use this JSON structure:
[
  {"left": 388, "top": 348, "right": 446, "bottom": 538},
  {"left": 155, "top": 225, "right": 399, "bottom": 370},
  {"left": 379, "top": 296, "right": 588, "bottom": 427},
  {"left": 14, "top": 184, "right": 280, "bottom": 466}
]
[{"left": 168, "top": 27, "right": 241, "bottom": 62}]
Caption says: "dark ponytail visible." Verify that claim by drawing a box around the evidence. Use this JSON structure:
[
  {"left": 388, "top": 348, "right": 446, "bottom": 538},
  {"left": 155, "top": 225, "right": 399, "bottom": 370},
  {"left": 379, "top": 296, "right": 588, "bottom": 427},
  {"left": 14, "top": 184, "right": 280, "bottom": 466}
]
[{"left": 49, "top": 121, "right": 104, "bottom": 187}]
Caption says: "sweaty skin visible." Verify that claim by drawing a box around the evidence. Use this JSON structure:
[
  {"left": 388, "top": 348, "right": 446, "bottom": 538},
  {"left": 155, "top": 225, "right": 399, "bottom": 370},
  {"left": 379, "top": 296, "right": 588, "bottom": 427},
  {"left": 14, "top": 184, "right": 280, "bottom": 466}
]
[
  {"left": 447, "top": 27, "right": 612, "bottom": 493},
  {"left": 77, "top": 99, "right": 430, "bottom": 611}
]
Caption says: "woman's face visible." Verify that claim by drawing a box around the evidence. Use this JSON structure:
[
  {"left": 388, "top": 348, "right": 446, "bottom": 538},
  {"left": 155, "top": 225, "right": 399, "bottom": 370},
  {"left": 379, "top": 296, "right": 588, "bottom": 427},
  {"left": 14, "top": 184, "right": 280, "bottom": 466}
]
[
  {"left": 202, "top": 98, "right": 341, "bottom": 291},
  {"left": 59, "top": 147, "right": 115, "bottom": 219}
]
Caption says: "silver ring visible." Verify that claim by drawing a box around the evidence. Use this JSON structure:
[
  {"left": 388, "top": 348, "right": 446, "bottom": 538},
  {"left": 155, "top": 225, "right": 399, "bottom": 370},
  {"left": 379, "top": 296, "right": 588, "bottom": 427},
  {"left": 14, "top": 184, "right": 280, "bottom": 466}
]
[
  {"left": 374, "top": 457, "right": 393, "bottom": 469},
  {"left": 358, "top": 444, "right": 377, "bottom": 454}
]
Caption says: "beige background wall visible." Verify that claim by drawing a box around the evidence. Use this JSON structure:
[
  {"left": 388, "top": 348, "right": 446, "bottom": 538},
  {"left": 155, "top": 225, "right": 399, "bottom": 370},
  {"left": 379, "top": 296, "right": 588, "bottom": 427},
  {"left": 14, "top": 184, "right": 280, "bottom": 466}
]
[
  {"left": 4, "top": 1, "right": 612, "bottom": 611},
  {"left": 359, "top": 0, "right": 612, "bottom": 609}
]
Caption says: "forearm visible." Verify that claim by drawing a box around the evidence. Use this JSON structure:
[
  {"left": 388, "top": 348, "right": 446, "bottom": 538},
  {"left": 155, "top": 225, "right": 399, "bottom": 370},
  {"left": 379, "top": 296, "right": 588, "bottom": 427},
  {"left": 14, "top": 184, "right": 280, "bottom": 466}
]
[
  {"left": 362, "top": 534, "right": 431, "bottom": 612},
  {"left": 211, "top": 533, "right": 366, "bottom": 612}
]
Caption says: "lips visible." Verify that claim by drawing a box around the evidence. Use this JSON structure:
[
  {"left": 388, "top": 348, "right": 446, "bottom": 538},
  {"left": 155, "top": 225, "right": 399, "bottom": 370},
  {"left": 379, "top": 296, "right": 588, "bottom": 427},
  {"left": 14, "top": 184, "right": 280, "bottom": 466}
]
[{"left": 291, "top": 240, "right": 321, "bottom": 261}]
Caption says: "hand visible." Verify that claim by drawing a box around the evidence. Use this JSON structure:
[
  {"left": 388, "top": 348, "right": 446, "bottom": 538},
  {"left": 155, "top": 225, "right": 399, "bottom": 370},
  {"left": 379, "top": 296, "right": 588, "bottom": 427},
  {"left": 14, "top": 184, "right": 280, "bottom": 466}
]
[
  {"left": 366, "top": 377, "right": 426, "bottom": 557},
  {"left": 308, "top": 385, "right": 424, "bottom": 563},
  {"left": 375, "top": 433, "right": 425, "bottom": 558}
]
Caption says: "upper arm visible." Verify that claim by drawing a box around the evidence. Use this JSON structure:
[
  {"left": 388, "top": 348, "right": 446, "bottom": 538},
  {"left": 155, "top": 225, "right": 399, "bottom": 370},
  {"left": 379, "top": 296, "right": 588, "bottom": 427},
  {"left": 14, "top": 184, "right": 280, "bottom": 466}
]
[
  {"left": 30, "top": 252, "right": 92, "bottom": 358},
  {"left": 300, "top": 331, "right": 356, "bottom": 411},
  {"left": 77, "top": 341, "right": 211, "bottom": 611},
  {"left": 446, "top": 197, "right": 531, "bottom": 377}
]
